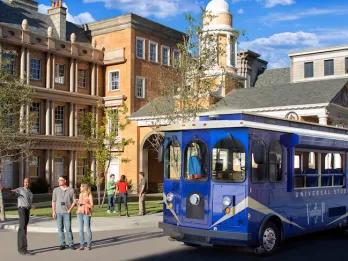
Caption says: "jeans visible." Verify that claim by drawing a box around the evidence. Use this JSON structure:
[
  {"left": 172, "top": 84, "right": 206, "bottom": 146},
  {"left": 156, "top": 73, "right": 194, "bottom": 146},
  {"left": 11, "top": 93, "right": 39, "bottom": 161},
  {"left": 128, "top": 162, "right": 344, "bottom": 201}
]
[
  {"left": 107, "top": 194, "right": 115, "bottom": 212},
  {"left": 56, "top": 213, "right": 74, "bottom": 246},
  {"left": 18, "top": 208, "right": 30, "bottom": 253},
  {"left": 117, "top": 193, "right": 128, "bottom": 214},
  {"left": 77, "top": 214, "right": 92, "bottom": 247}
]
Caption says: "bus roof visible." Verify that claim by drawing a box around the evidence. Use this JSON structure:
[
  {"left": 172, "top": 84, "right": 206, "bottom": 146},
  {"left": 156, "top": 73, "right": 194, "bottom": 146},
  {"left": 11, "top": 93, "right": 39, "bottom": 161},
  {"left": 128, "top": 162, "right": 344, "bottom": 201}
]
[{"left": 160, "top": 113, "right": 348, "bottom": 142}]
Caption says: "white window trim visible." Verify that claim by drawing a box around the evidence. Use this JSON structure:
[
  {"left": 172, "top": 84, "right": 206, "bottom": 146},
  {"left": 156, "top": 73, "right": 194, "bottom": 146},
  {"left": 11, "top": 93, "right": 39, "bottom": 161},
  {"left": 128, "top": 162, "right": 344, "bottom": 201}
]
[
  {"left": 148, "top": 40, "right": 159, "bottom": 63},
  {"left": 135, "top": 76, "right": 146, "bottom": 99},
  {"left": 136, "top": 37, "right": 146, "bottom": 60},
  {"left": 161, "top": 45, "right": 171, "bottom": 66},
  {"left": 109, "top": 70, "right": 120, "bottom": 92},
  {"left": 30, "top": 58, "right": 41, "bottom": 81}
]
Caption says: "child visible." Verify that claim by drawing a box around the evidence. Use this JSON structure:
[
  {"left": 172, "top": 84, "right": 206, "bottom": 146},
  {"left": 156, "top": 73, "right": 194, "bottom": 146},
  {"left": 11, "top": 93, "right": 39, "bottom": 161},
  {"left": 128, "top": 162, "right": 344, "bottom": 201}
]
[
  {"left": 70, "top": 183, "right": 93, "bottom": 250},
  {"left": 116, "top": 175, "right": 129, "bottom": 217}
]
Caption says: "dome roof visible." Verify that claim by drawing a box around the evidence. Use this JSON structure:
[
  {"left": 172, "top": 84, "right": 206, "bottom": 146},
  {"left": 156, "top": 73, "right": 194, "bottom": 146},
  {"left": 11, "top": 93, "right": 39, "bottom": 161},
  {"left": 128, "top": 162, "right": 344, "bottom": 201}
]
[{"left": 206, "top": 0, "right": 230, "bottom": 14}]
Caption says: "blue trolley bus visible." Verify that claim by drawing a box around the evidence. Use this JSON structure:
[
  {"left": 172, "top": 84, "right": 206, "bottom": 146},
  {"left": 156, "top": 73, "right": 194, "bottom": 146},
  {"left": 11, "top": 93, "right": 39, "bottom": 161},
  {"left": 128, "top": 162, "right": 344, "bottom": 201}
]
[{"left": 159, "top": 113, "right": 348, "bottom": 254}]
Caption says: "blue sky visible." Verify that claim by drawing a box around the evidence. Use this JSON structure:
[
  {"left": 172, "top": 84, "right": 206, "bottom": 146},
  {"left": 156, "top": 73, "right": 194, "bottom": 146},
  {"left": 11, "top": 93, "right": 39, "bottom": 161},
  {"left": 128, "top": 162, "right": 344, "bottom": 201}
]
[{"left": 38, "top": 0, "right": 348, "bottom": 68}]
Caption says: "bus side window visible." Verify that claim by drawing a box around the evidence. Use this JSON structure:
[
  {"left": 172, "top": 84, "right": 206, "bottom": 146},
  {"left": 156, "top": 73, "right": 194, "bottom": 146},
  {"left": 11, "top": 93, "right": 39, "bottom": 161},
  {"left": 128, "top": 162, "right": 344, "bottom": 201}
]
[
  {"left": 251, "top": 139, "right": 267, "bottom": 182},
  {"left": 269, "top": 141, "right": 283, "bottom": 182},
  {"left": 184, "top": 140, "right": 208, "bottom": 181},
  {"left": 164, "top": 140, "right": 182, "bottom": 180}
]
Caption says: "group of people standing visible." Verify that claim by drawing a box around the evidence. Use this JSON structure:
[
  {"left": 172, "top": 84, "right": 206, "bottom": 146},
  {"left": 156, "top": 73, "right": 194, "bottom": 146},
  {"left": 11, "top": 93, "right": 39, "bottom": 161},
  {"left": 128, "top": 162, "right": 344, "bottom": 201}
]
[{"left": 11, "top": 171, "right": 147, "bottom": 255}]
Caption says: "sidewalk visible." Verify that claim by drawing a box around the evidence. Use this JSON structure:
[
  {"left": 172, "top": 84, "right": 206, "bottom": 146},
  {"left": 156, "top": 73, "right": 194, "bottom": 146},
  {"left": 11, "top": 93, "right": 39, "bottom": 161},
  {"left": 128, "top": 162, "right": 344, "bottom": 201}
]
[{"left": 0, "top": 213, "right": 163, "bottom": 233}]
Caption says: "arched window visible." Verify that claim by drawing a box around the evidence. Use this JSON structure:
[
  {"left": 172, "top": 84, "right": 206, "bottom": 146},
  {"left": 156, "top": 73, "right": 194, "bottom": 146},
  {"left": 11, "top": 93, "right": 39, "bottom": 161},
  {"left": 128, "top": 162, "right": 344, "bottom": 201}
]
[
  {"left": 184, "top": 140, "right": 208, "bottom": 180},
  {"left": 251, "top": 139, "right": 267, "bottom": 182},
  {"left": 212, "top": 135, "right": 246, "bottom": 182},
  {"left": 164, "top": 139, "right": 181, "bottom": 180},
  {"left": 269, "top": 141, "right": 283, "bottom": 182}
]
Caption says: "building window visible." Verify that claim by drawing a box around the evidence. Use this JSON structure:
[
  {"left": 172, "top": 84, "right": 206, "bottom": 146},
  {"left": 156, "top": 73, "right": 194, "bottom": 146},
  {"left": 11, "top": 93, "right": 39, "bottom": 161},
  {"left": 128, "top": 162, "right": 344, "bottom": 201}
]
[
  {"left": 304, "top": 62, "right": 313, "bottom": 78},
  {"left": 30, "top": 58, "right": 41, "bottom": 80},
  {"left": 230, "top": 39, "right": 236, "bottom": 67},
  {"left": 77, "top": 158, "right": 89, "bottom": 185},
  {"left": 173, "top": 49, "right": 180, "bottom": 65},
  {"left": 77, "top": 108, "right": 87, "bottom": 136},
  {"left": 2, "top": 52, "right": 16, "bottom": 75},
  {"left": 345, "top": 57, "right": 348, "bottom": 74},
  {"left": 149, "top": 41, "right": 158, "bottom": 63},
  {"left": 78, "top": 69, "right": 88, "bottom": 88},
  {"left": 162, "top": 46, "right": 170, "bottom": 66},
  {"left": 55, "top": 106, "right": 64, "bottom": 135},
  {"left": 324, "top": 59, "right": 334, "bottom": 76},
  {"left": 135, "top": 76, "right": 145, "bottom": 98},
  {"left": 55, "top": 64, "right": 65, "bottom": 84},
  {"left": 109, "top": 71, "right": 120, "bottom": 91},
  {"left": 30, "top": 102, "right": 40, "bottom": 134},
  {"left": 136, "top": 37, "right": 145, "bottom": 59},
  {"left": 29, "top": 156, "right": 40, "bottom": 177}
]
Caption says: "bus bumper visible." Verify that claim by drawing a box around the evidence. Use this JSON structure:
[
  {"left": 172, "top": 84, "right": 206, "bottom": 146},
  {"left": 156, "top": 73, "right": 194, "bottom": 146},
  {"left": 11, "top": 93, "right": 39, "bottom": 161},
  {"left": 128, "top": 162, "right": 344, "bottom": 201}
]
[{"left": 159, "top": 222, "right": 251, "bottom": 246}]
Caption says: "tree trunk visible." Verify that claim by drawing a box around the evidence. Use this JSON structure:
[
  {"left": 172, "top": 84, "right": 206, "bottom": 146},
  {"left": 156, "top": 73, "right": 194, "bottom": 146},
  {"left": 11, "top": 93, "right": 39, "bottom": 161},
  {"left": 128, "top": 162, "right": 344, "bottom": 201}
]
[
  {"left": 96, "top": 172, "right": 101, "bottom": 206},
  {"left": 101, "top": 160, "right": 111, "bottom": 208}
]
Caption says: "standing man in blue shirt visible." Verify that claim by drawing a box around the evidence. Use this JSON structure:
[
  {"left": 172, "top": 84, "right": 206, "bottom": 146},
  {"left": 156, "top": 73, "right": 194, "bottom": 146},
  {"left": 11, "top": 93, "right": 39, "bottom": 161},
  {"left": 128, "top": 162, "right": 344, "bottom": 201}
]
[{"left": 11, "top": 178, "right": 34, "bottom": 255}]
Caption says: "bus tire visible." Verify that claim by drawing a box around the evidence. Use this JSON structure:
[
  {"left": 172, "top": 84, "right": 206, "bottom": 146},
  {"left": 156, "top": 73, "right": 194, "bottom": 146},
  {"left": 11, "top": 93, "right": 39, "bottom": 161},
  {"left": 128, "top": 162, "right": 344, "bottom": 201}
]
[{"left": 255, "top": 222, "right": 280, "bottom": 255}]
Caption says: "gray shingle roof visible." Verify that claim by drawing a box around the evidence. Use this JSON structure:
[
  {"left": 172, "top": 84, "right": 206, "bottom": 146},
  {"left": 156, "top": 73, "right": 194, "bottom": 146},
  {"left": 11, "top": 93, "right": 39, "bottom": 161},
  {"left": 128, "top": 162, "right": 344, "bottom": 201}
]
[
  {"left": 0, "top": 1, "right": 90, "bottom": 43},
  {"left": 214, "top": 78, "right": 348, "bottom": 111},
  {"left": 131, "top": 96, "right": 175, "bottom": 119},
  {"left": 254, "top": 67, "right": 290, "bottom": 88}
]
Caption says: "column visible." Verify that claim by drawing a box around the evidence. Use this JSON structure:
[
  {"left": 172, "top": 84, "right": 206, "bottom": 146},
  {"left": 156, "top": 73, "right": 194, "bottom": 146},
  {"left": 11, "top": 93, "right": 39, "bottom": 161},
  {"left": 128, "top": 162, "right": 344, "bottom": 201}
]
[
  {"left": 90, "top": 153, "right": 96, "bottom": 179},
  {"left": 319, "top": 116, "right": 328, "bottom": 125},
  {"left": 74, "top": 60, "right": 78, "bottom": 92},
  {"left": 69, "top": 102, "right": 74, "bottom": 137},
  {"left": 45, "top": 100, "right": 51, "bottom": 135},
  {"left": 45, "top": 150, "right": 51, "bottom": 185},
  {"left": 69, "top": 58, "right": 74, "bottom": 92},
  {"left": 52, "top": 55, "right": 55, "bottom": 89},
  {"left": 91, "top": 63, "right": 96, "bottom": 96},
  {"left": 20, "top": 47, "right": 25, "bottom": 80},
  {"left": 91, "top": 106, "right": 96, "bottom": 137},
  {"left": 74, "top": 104, "right": 78, "bottom": 137},
  {"left": 25, "top": 104, "right": 30, "bottom": 134},
  {"left": 26, "top": 48, "right": 30, "bottom": 85},
  {"left": 51, "top": 152, "right": 55, "bottom": 189},
  {"left": 69, "top": 150, "right": 74, "bottom": 188},
  {"left": 96, "top": 65, "right": 99, "bottom": 96},
  {"left": 51, "top": 101, "right": 55, "bottom": 136},
  {"left": 19, "top": 156, "right": 24, "bottom": 186},
  {"left": 19, "top": 105, "right": 25, "bottom": 133},
  {"left": 46, "top": 53, "right": 51, "bottom": 89},
  {"left": 74, "top": 151, "right": 78, "bottom": 188}
]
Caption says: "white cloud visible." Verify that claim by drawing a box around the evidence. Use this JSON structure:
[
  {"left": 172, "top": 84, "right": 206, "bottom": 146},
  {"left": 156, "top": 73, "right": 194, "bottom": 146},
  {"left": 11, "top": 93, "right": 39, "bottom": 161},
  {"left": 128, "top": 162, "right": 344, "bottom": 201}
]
[
  {"left": 237, "top": 8, "right": 244, "bottom": 14},
  {"left": 240, "top": 31, "right": 319, "bottom": 68},
  {"left": 38, "top": 3, "right": 95, "bottom": 25},
  {"left": 263, "top": 0, "right": 295, "bottom": 8},
  {"left": 262, "top": 7, "right": 348, "bottom": 23},
  {"left": 83, "top": 0, "right": 201, "bottom": 19}
]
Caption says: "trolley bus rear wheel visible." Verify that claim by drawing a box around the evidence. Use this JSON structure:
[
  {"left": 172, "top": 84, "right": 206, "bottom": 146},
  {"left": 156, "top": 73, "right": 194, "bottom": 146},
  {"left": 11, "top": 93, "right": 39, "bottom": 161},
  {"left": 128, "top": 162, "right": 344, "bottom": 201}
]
[{"left": 255, "top": 222, "right": 280, "bottom": 255}]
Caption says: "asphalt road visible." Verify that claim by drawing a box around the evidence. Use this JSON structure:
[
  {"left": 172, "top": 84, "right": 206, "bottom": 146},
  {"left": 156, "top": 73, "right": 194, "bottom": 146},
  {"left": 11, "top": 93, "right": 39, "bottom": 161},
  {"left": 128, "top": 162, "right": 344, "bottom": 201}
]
[{"left": 1, "top": 227, "right": 348, "bottom": 261}]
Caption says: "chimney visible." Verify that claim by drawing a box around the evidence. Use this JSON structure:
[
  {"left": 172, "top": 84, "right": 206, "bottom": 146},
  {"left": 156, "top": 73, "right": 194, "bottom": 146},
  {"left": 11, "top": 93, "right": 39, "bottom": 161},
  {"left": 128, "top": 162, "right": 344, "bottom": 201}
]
[
  {"left": 7, "top": 0, "right": 38, "bottom": 11},
  {"left": 48, "top": 0, "right": 67, "bottom": 41}
]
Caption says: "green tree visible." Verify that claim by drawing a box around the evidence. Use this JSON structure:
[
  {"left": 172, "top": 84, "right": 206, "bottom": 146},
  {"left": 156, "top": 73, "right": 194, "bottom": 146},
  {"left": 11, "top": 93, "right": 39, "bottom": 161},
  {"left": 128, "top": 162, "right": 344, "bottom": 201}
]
[
  {"left": 79, "top": 102, "right": 134, "bottom": 206},
  {"left": 0, "top": 51, "right": 33, "bottom": 221}
]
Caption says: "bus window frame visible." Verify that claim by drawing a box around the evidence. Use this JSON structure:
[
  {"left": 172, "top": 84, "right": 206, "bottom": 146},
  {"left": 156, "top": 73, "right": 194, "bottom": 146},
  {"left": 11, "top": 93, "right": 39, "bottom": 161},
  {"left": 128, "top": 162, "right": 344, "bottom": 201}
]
[
  {"left": 184, "top": 139, "right": 209, "bottom": 182},
  {"left": 293, "top": 148, "right": 346, "bottom": 190},
  {"left": 211, "top": 135, "right": 246, "bottom": 183}
]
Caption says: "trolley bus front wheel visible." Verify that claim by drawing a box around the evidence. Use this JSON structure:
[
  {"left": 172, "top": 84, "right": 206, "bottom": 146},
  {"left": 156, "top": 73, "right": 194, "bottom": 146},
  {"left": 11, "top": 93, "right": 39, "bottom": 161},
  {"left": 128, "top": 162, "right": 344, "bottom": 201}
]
[{"left": 255, "top": 222, "right": 280, "bottom": 255}]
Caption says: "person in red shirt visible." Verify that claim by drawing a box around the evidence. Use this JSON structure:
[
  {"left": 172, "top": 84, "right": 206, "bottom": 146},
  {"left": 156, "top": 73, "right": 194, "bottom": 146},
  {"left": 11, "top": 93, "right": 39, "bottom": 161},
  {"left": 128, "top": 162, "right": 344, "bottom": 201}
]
[{"left": 116, "top": 175, "right": 129, "bottom": 217}]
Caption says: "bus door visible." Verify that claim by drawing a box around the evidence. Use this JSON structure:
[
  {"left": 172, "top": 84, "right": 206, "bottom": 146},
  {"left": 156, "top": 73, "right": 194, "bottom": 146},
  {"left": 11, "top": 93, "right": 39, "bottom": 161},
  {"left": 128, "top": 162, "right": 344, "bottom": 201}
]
[
  {"left": 181, "top": 139, "right": 211, "bottom": 228},
  {"left": 211, "top": 135, "right": 248, "bottom": 229}
]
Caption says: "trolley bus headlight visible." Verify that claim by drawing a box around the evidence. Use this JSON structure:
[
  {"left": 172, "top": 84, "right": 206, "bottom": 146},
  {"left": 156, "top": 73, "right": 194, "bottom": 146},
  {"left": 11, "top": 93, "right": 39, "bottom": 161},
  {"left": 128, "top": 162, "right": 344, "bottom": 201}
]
[
  {"left": 222, "top": 196, "right": 232, "bottom": 207},
  {"left": 166, "top": 192, "right": 174, "bottom": 203}
]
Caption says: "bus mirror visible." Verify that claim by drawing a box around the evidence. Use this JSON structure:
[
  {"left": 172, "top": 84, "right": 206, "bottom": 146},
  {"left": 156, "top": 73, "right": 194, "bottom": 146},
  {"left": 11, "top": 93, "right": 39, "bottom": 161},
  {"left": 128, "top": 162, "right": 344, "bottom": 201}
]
[{"left": 158, "top": 146, "right": 163, "bottom": 163}]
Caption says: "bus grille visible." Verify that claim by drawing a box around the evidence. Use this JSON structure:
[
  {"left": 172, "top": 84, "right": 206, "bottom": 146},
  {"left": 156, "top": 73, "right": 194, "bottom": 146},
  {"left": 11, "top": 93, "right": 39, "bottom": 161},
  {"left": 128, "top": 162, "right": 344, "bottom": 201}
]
[{"left": 186, "top": 194, "right": 204, "bottom": 220}]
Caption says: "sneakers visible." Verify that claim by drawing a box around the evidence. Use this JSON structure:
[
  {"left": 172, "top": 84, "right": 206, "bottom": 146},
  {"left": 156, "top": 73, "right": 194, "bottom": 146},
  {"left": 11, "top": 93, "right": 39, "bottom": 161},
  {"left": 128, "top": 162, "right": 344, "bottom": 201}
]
[
  {"left": 59, "top": 245, "right": 66, "bottom": 250},
  {"left": 79, "top": 246, "right": 85, "bottom": 251},
  {"left": 113, "top": 210, "right": 116, "bottom": 214},
  {"left": 107, "top": 210, "right": 111, "bottom": 214},
  {"left": 69, "top": 245, "right": 76, "bottom": 250}
]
